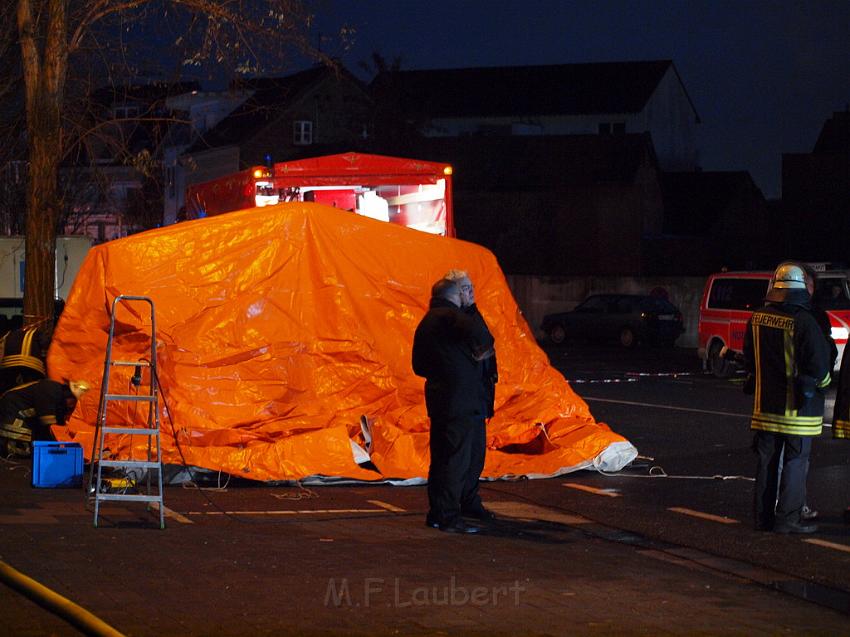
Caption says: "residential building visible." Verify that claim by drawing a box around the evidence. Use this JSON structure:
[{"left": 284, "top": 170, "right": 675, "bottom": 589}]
[
  {"left": 162, "top": 90, "right": 251, "bottom": 224},
  {"left": 61, "top": 81, "right": 202, "bottom": 242},
  {"left": 375, "top": 60, "right": 700, "bottom": 171},
  {"left": 179, "top": 64, "right": 374, "bottom": 216}
]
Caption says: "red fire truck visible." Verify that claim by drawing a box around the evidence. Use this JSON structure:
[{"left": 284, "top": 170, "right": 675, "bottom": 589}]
[
  {"left": 185, "top": 152, "right": 455, "bottom": 237},
  {"left": 698, "top": 269, "right": 850, "bottom": 377}
]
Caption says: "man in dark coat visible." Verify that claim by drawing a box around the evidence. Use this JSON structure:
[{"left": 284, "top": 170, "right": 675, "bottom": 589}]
[
  {"left": 412, "top": 277, "right": 494, "bottom": 533},
  {"left": 444, "top": 269, "right": 498, "bottom": 521}
]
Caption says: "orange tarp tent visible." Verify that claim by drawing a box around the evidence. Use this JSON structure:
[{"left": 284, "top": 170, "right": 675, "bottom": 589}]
[{"left": 48, "top": 202, "right": 636, "bottom": 482}]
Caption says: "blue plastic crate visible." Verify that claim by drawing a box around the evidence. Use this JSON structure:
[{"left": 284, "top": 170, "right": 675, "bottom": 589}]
[{"left": 32, "top": 442, "right": 83, "bottom": 488}]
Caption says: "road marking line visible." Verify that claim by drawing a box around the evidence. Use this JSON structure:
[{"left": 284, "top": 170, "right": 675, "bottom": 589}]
[
  {"left": 803, "top": 538, "right": 850, "bottom": 554},
  {"left": 583, "top": 396, "right": 750, "bottom": 419},
  {"left": 150, "top": 503, "right": 193, "bottom": 524},
  {"left": 668, "top": 507, "right": 739, "bottom": 524},
  {"left": 183, "top": 508, "right": 385, "bottom": 516},
  {"left": 368, "top": 500, "right": 406, "bottom": 512},
  {"left": 562, "top": 483, "right": 621, "bottom": 497},
  {"left": 487, "top": 501, "right": 591, "bottom": 525}
]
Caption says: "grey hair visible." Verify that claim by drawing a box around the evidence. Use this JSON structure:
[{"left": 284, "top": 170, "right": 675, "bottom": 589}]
[{"left": 443, "top": 269, "right": 470, "bottom": 282}]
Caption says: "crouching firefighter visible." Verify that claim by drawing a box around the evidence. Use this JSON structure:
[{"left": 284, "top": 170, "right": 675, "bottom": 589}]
[
  {"left": 743, "top": 262, "right": 831, "bottom": 534},
  {"left": 0, "top": 379, "right": 89, "bottom": 457}
]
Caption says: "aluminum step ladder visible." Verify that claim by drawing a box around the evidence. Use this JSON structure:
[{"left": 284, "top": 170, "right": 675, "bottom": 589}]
[{"left": 89, "top": 295, "right": 165, "bottom": 529}]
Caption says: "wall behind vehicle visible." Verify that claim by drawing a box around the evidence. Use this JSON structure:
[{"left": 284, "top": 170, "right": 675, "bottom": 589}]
[{"left": 506, "top": 274, "right": 706, "bottom": 347}]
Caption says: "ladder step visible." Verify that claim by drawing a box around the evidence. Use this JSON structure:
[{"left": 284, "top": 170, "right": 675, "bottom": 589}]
[
  {"left": 105, "top": 394, "right": 155, "bottom": 402},
  {"left": 111, "top": 360, "right": 151, "bottom": 367},
  {"left": 98, "top": 460, "right": 162, "bottom": 469},
  {"left": 101, "top": 427, "right": 159, "bottom": 435},
  {"left": 96, "top": 493, "right": 162, "bottom": 503}
]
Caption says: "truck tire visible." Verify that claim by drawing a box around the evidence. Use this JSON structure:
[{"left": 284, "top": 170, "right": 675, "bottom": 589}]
[
  {"left": 549, "top": 324, "right": 567, "bottom": 344},
  {"left": 708, "top": 341, "right": 733, "bottom": 378}
]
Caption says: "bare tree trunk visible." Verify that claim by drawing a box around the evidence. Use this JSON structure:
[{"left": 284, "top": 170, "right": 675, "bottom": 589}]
[
  {"left": 18, "top": 0, "right": 67, "bottom": 327},
  {"left": 25, "top": 109, "right": 60, "bottom": 325}
]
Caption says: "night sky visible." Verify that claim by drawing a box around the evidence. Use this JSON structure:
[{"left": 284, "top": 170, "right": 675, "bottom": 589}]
[{"left": 315, "top": 0, "right": 849, "bottom": 200}]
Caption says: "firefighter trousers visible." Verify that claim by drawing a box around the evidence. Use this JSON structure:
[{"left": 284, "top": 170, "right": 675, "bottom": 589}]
[{"left": 753, "top": 431, "right": 811, "bottom": 527}]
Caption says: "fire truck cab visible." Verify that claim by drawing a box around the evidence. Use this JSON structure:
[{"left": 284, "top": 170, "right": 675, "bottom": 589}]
[{"left": 698, "top": 268, "right": 850, "bottom": 377}]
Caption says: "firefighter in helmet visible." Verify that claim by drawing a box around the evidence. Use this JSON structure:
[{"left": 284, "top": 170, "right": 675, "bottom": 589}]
[
  {"left": 0, "top": 379, "right": 89, "bottom": 457},
  {"left": 743, "top": 262, "right": 831, "bottom": 534}
]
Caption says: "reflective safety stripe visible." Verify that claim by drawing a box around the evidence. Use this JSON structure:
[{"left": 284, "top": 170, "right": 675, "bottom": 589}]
[
  {"left": 783, "top": 327, "right": 795, "bottom": 416},
  {"left": 818, "top": 371, "right": 832, "bottom": 389},
  {"left": 751, "top": 412, "right": 823, "bottom": 436},
  {"left": 0, "top": 327, "right": 46, "bottom": 374},
  {"left": 753, "top": 323, "right": 762, "bottom": 407},
  {"left": 835, "top": 419, "right": 850, "bottom": 439},
  {"left": 39, "top": 415, "right": 57, "bottom": 426},
  {"left": 0, "top": 354, "right": 45, "bottom": 374}
]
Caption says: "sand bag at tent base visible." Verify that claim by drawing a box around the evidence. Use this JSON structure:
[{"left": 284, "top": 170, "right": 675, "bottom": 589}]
[{"left": 47, "top": 202, "right": 637, "bottom": 482}]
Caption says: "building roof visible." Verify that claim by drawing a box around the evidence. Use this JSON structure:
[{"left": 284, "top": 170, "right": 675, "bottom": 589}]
[
  {"left": 91, "top": 81, "right": 201, "bottom": 108},
  {"left": 188, "top": 65, "right": 366, "bottom": 153},
  {"left": 373, "top": 60, "right": 696, "bottom": 119},
  {"left": 814, "top": 111, "right": 850, "bottom": 154}
]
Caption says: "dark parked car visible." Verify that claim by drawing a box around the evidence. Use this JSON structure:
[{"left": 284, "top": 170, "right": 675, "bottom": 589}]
[{"left": 541, "top": 293, "right": 684, "bottom": 348}]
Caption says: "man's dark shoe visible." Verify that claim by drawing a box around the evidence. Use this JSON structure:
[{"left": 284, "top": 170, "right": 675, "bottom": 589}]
[
  {"left": 425, "top": 517, "right": 481, "bottom": 533},
  {"left": 462, "top": 507, "right": 497, "bottom": 522},
  {"left": 773, "top": 521, "right": 818, "bottom": 534},
  {"left": 437, "top": 520, "right": 481, "bottom": 534},
  {"left": 801, "top": 505, "right": 818, "bottom": 521}
]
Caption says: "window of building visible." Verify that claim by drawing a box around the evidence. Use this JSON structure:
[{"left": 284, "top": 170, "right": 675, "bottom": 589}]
[
  {"left": 612, "top": 122, "right": 626, "bottom": 135},
  {"left": 113, "top": 105, "right": 139, "bottom": 119},
  {"left": 598, "top": 122, "right": 612, "bottom": 135},
  {"left": 293, "top": 120, "right": 313, "bottom": 145}
]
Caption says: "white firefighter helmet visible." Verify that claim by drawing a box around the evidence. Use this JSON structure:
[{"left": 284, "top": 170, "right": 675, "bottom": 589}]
[
  {"left": 69, "top": 380, "right": 90, "bottom": 400},
  {"left": 772, "top": 262, "right": 807, "bottom": 289},
  {"left": 766, "top": 262, "right": 810, "bottom": 303}
]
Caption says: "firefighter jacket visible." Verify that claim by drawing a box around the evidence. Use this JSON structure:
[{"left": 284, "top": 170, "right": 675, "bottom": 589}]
[
  {"left": 412, "top": 298, "right": 494, "bottom": 422},
  {"left": 0, "top": 326, "right": 48, "bottom": 394},
  {"left": 743, "top": 302, "right": 831, "bottom": 436},
  {"left": 0, "top": 379, "right": 73, "bottom": 450},
  {"left": 832, "top": 341, "right": 850, "bottom": 439}
]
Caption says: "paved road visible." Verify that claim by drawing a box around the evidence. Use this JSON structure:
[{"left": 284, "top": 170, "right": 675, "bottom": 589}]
[
  {"left": 544, "top": 342, "right": 850, "bottom": 593},
  {"left": 1, "top": 342, "right": 849, "bottom": 635}
]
